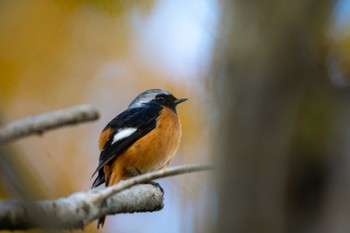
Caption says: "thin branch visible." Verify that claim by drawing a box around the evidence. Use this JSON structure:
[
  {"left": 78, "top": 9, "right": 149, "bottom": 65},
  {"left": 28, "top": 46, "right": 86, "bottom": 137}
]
[
  {"left": 0, "top": 163, "right": 213, "bottom": 230},
  {"left": 95, "top": 163, "right": 214, "bottom": 201},
  {"left": 0, "top": 105, "right": 99, "bottom": 144}
]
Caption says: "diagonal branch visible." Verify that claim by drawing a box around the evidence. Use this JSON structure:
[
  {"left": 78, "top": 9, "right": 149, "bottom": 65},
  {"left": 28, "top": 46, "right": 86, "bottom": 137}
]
[
  {"left": 0, "top": 105, "right": 99, "bottom": 144},
  {"left": 0, "top": 163, "right": 213, "bottom": 230},
  {"left": 95, "top": 163, "right": 214, "bottom": 201}
]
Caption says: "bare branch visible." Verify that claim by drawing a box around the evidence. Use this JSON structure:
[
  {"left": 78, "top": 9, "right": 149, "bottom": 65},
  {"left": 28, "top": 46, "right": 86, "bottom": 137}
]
[
  {"left": 0, "top": 163, "right": 213, "bottom": 230},
  {"left": 0, "top": 105, "right": 99, "bottom": 144},
  {"left": 0, "top": 184, "right": 163, "bottom": 230}
]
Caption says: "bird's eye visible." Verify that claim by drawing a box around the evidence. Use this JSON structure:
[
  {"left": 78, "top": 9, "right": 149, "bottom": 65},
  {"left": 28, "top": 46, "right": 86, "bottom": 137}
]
[{"left": 156, "top": 95, "right": 166, "bottom": 103}]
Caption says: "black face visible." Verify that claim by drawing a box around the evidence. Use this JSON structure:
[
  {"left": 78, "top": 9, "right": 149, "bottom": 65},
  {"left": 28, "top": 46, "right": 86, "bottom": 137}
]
[
  {"left": 153, "top": 93, "right": 188, "bottom": 113},
  {"left": 155, "top": 94, "right": 177, "bottom": 109}
]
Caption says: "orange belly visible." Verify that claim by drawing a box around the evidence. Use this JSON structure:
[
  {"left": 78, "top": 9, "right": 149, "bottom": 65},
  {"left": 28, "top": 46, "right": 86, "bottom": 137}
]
[{"left": 105, "top": 107, "right": 182, "bottom": 185}]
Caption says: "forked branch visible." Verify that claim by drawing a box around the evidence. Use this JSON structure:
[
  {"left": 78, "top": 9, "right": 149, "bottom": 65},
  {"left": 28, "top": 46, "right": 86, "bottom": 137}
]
[{"left": 0, "top": 163, "right": 213, "bottom": 230}]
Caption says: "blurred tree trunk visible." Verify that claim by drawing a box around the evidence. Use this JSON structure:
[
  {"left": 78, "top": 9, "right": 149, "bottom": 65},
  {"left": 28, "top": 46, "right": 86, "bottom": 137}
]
[{"left": 212, "top": 1, "right": 339, "bottom": 233}]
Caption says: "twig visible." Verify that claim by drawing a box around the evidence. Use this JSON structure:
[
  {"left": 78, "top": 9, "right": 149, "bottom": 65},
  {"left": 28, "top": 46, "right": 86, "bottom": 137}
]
[
  {"left": 95, "top": 163, "right": 214, "bottom": 201},
  {"left": 0, "top": 163, "right": 213, "bottom": 230},
  {"left": 0, "top": 105, "right": 99, "bottom": 144}
]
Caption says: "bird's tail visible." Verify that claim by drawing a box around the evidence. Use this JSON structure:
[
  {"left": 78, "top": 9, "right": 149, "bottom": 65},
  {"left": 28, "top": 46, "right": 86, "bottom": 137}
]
[
  {"left": 96, "top": 165, "right": 123, "bottom": 229},
  {"left": 97, "top": 216, "right": 106, "bottom": 229}
]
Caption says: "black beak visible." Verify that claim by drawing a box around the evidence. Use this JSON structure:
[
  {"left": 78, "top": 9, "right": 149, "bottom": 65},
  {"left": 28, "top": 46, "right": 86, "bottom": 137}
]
[{"left": 174, "top": 98, "right": 188, "bottom": 105}]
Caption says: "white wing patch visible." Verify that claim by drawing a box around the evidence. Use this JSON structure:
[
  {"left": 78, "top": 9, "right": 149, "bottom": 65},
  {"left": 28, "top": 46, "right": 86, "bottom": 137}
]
[{"left": 112, "top": 128, "right": 137, "bottom": 144}]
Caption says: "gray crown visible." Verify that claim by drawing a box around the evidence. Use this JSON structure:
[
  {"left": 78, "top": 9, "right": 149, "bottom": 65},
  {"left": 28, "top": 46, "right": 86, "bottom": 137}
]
[{"left": 129, "top": 89, "right": 172, "bottom": 108}]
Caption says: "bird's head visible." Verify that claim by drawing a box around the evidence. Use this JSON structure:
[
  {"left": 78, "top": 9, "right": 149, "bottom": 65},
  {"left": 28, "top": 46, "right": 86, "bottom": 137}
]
[{"left": 129, "top": 89, "right": 188, "bottom": 113}]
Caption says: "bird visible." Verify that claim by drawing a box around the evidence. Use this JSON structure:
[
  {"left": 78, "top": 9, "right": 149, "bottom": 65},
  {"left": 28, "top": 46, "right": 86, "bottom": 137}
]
[{"left": 91, "top": 89, "right": 187, "bottom": 228}]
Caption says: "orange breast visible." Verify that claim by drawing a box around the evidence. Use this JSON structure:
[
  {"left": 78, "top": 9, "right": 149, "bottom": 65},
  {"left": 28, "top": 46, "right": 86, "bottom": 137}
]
[{"left": 106, "top": 107, "right": 182, "bottom": 185}]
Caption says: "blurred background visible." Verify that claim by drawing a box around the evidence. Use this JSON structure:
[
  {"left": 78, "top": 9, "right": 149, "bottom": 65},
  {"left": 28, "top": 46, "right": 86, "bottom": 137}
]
[
  {"left": 0, "top": 1, "right": 217, "bottom": 233},
  {"left": 1, "top": 0, "right": 350, "bottom": 233}
]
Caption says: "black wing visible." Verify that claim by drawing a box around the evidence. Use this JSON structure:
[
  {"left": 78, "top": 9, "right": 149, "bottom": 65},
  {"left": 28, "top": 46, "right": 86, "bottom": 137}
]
[{"left": 92, "top": 103, "right": 162, "bottom": 187}]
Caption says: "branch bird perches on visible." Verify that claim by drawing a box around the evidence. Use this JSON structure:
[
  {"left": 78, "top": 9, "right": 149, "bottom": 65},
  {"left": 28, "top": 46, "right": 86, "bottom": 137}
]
[{"left": 0, "top": 163, "right": 213, "bottom": 230}]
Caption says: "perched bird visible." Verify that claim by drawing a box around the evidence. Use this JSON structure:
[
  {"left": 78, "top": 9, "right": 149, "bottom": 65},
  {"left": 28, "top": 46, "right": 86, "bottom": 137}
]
[{"left": 91, "top": 89, "right": 187, "bottom": 228}]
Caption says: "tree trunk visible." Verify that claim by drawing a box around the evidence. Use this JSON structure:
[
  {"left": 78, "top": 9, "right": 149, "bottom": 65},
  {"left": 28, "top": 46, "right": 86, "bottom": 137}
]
[{"left": 212, "top": 1, "right": 335, "bottom": 232}]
